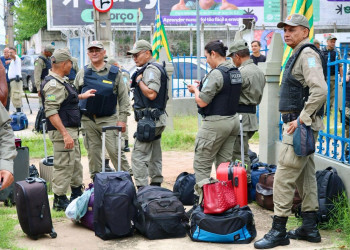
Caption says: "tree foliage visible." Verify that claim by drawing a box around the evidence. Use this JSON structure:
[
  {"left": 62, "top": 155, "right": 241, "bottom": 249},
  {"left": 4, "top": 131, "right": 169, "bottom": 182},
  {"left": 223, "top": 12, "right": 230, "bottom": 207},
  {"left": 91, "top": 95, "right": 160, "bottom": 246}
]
[{"left": 12, "top": 0, "right": 47, "bottom": 41}]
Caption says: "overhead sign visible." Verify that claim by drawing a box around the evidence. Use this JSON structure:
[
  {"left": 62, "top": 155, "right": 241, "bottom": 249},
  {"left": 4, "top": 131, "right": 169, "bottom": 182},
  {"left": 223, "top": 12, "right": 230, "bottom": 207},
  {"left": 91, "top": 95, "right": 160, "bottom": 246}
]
[
  {"left": 92, "top": 0, "right": 113, "bottom": 13},
  {"left": 47, "top": 0, "right": 350, "bottom": 31}
]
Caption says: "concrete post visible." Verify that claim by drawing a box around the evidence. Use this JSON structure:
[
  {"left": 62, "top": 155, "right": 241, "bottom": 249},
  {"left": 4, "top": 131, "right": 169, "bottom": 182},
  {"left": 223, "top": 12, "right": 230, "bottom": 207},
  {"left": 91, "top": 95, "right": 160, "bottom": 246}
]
[
  {"left": 258, "top": 33, "right": 284, "bottom": 164},
  {"left": 159, "top": 47, "right": 174, "bottom": 130}
]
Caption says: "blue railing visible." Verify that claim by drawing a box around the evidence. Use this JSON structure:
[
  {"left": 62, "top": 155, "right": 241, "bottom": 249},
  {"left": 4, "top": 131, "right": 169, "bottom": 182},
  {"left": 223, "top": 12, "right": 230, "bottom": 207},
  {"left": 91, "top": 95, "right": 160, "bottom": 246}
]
[{"left": 279, "top": 46, "right": 350, "bottom": 164}]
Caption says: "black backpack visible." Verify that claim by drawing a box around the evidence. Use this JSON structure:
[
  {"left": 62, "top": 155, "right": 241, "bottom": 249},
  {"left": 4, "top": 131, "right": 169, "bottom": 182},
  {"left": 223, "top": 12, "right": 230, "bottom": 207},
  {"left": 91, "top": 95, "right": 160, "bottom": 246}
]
[
  {"left": 134, "top": 186, "right": 187, "bottom": 240},
  {"left": 316, "top": 166, "right": 346, "bottom": 223},
  {"left": 34, "top": 107, "right": 45, "bottom": 133},
  {"left": 173, "top": 172, "right": 197, "bottom": 205}
]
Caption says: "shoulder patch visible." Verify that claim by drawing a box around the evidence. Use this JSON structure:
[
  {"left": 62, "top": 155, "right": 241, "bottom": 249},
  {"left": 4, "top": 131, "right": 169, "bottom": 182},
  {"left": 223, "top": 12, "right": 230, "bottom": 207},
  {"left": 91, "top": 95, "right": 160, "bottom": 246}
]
[
  {"left": 47, "top": 94, "right": 56, "bottom": 101},
  {"left": 49, "top": 79, "right": 57, "bottom": 87},
  {"left": 307, "top": 57, "right": 316, "bottom": 68}
]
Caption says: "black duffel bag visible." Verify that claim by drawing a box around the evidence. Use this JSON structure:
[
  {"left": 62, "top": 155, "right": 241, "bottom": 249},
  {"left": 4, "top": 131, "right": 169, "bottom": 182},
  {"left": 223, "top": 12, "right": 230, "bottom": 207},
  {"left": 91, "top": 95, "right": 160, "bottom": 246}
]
[
  {"left": 134, "top": 186, "right": 187, "bottom": 240},
  {"left": 189, "top": 205, "right": 256, "bottom": 244}
]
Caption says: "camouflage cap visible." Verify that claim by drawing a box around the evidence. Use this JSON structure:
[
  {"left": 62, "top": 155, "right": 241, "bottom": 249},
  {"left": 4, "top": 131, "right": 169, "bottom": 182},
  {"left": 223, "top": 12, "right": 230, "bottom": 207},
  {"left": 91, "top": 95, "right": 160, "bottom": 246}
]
[
  {"left": 227, "top": 39, "right": 249, "bottom": 57},
  {"left": 327, "top": 34, "right": 337, "bottom": 40},
  {"left": 51, "top": 48, "right": 72, "bottom": 63},
  {"left": 277, "top": 13, "right": 309, "bottom": 29},
  {"left": 87, "top": 41, "right": 104, "bottom": 49},
  {"left": 127, "top": 40, "right": 152, "bottom": 55},
  {"left": 44, "top": 44, "right": 55, "bottom": 53}
]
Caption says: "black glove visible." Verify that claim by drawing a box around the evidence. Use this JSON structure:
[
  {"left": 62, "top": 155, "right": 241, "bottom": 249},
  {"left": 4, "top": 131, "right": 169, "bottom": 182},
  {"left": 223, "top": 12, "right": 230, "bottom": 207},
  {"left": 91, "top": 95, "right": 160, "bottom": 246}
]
[{"left": 15, "top": 75, "right": 20, "bottom": 82}]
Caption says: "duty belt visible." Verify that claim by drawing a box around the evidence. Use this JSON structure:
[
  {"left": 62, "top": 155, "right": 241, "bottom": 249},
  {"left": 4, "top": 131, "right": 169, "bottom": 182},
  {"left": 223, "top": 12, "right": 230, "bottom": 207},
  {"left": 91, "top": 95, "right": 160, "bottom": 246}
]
[
  {"left": 237, "top": 104, "right": 256, "bottom": 114},
  {"left": 281, "top": 112, "right": 300, "bottom": 123},
  {"left": 9, "top": 77, "right": 22, "bottom": 82}
]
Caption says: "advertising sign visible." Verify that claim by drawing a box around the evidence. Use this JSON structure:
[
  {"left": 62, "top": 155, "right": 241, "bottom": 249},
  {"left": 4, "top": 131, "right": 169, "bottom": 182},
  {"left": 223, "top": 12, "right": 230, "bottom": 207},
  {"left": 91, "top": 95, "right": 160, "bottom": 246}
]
[{"left": 48, "top": 0, "right": 350, "bottom": 30}]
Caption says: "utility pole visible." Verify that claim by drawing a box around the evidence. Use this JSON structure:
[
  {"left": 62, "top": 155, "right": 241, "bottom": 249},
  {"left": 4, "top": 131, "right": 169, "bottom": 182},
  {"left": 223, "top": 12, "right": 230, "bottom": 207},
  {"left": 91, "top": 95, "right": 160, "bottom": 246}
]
[{"left": 5, "top": 0, "right": 14, "bottom": 47}]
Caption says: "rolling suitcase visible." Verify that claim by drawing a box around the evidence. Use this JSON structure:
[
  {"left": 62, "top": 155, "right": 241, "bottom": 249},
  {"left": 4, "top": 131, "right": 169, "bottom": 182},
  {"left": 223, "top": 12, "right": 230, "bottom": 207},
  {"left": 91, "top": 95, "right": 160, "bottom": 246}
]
[
  {"left": 93, "top": 126, "right": 137, "bottom": 240},
  {"left": 39, "top": 119, "right": 54, "bottom": 192},
  {"left": 15, "top": 177, "right": 57, "bottom": 239},
  {"left": 217, "top": 115, "right": 248, "bottom": 207},
  {"left": 0, "top": 143, "right": 29, "bottom": 205}
]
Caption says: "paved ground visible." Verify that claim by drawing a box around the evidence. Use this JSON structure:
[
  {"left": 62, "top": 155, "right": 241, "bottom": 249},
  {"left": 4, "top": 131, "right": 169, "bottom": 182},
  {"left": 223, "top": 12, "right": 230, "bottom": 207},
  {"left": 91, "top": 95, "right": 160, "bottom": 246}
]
[{"left": 5, "top": 97, "right": 341, "bottom": 249}]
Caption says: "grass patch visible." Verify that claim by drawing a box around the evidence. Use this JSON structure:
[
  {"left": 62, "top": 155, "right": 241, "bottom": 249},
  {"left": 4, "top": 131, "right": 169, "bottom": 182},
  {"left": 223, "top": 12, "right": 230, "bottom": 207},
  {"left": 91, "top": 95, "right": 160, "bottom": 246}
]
[
  {"left": 161, "top": 116, "right": 198, "bottom": 151},
  {"left": 21, "top": 136, "right": 87, "bottom": 158},
  {"left": 0, "top": 206, "right": 23, "bottom": 250},
  {"left": 319, "top": 192, "right": 350, "bottom": 248}
]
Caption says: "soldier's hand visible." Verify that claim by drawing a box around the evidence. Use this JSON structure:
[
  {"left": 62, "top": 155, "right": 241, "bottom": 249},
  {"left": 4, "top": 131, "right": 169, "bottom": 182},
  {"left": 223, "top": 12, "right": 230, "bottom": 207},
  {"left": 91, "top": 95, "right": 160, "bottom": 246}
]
[
  {"left": 0, "top": 170, "right": 14, "bottom": 190},
  {"left": 38, "top": 91, "right": 41, "bottom": 98},
  {"left": 287, "top": 118, "right": 303, "bottom": 134},
  {"left": 187, "top": 84, "right": 197, "bottom": 93},
  {"left": 63, "top": 134, "right": 74, "bottom": 149},
  {"left": 80, "top": 89, "right": 97, "bottom": 99},
  {"left": 117, "top": 121, "right": 127, "bottom": 133},
  {"left": 136, "top": 74, "right": 143, "bottom": 82}
]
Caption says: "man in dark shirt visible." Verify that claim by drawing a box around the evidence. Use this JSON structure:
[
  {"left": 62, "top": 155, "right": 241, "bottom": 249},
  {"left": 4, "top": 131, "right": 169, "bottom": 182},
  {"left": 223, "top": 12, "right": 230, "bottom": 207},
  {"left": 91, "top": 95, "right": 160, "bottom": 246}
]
[
  {"left": 0, "top": 48, "right": 11, "bottom": 111},
  {"left": 250, "top": 40, "right": 266, "bottom": 65}
]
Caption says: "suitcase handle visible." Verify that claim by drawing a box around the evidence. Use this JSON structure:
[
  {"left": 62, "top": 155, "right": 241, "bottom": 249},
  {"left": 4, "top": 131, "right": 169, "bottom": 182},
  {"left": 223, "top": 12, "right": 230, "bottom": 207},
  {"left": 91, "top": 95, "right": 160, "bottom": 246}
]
[
  {"left": 26, "top": 177, "right": 46, "bottom": 184},
  {"left": 102, "top": 126, "right": 122, "bottom": 132}
]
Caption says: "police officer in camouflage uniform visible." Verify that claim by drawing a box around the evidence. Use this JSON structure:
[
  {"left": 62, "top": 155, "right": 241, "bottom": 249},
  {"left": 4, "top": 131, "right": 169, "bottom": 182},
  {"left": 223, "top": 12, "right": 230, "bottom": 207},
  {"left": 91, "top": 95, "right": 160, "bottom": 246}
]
[
  {"left": 41, "top": 48, "right": 96, "bottom": 211},
  {"left": 0, "top": 101, "right": 17, "bottom": 191},
  {"left": 127, "top": 40, "right": 168, "bottom": 189},
  {"left": 35, "top": 44, "right": 55, "bottom": 104},
  {"left": 74, "top": 41, "right": 131, "bottom": 179},
  {"left": 254, "top": 14, "right": 327, "bottom": 249},
  {"left": 187, "top": 40, "right": 241, "bottom": 184},
  {"left": 228, "top": 39, "right": 266, "bottom": 194}
]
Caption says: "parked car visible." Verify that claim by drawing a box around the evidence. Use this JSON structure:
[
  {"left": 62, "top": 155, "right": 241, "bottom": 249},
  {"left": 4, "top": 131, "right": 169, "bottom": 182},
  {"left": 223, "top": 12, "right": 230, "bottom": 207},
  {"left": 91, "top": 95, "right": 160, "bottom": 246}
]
[
  {"left": 172, "top": 57, "right": 210, "bottom": 98},
  {"left": 21, "top": 54, "right": 39, "bottom": 93}
]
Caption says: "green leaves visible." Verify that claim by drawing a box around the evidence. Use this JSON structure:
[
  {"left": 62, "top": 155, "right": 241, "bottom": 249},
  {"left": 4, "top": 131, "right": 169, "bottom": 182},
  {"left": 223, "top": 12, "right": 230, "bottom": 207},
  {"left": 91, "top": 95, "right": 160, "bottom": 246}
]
[{"left": 12, "top": 0, "right": 47, "bottom": 41}]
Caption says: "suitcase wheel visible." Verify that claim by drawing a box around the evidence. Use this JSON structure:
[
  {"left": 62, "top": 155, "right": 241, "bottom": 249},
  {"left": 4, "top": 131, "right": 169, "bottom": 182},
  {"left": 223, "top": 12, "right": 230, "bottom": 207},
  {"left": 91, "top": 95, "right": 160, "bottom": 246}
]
[{"left": 50, "top": 230, "right": 57, "bottom": 238}]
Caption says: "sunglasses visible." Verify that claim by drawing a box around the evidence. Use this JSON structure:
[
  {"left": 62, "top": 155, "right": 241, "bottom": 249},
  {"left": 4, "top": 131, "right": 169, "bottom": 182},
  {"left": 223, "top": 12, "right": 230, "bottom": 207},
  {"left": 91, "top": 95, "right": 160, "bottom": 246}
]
[
  {"left": 132, "top": 50, "right": 146, "bottom": 59},
  {"left": 88, "top": 48, "right": 103, "bottom": 53}
]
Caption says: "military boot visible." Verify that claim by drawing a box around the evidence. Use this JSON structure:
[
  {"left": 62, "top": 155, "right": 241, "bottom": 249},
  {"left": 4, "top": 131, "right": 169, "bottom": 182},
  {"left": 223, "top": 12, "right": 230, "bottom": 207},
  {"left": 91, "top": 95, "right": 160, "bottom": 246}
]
[
  {"left": 150, "top": 182, "right": 161, "bottom": 186},
  {"left": 70, "top": 185, "right": 83, "bottom": 202},
  {"left": 288, "top": 212, "right": 321, "bottom": 242},
  {"left": 254, "top": 216, "right": 290, "bottom": 249},
  {"left": 53, "top": 194, "right": 70, "bottom": 211},
  {"left": 104, "top": 159, "right": 115, "bottom": 172},
  {"left": 16, "top": 108, "right": 21, "bottom": 112},
  {"left": 123, "top": 140, "right": 130, "bottom": 152}
]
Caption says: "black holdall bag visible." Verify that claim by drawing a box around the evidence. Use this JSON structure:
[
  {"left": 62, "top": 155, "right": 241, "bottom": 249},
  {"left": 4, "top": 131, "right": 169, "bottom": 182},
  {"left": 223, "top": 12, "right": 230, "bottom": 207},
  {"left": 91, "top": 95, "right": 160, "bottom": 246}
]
[
  {"left": 173, "top": 172, "right": 198, "bottom": 205},
  {"left": 189, "top": 205, "right": 256, "bottom": 243},
  {"left": 134, "top": 186, "right": 187, "bottom": 240},
  {"left": 93, "top": 171, "right": 137, "bottom": 240}
]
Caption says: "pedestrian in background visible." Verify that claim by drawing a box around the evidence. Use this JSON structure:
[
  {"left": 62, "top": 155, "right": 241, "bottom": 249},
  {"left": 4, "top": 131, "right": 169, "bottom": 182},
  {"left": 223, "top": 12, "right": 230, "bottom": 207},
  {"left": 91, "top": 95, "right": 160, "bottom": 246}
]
[
  {"left": 8, "top": 47, "right": 23, "bottom": 113},
  {"left": 35, "top": 44, "right": 55, "bottom": 105},
  {"left": 0, "top": 48, "right": 11, "bottom": 111},
  {"left": 250, "top": 40, "right": 266, "bottom": 65}
]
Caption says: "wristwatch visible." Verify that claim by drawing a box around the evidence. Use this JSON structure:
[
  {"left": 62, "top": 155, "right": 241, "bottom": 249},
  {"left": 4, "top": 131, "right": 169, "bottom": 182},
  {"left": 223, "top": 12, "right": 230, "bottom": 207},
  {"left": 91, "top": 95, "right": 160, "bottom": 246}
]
[{"left": 136, "top": 78, "right": 142, "bottom": 85}]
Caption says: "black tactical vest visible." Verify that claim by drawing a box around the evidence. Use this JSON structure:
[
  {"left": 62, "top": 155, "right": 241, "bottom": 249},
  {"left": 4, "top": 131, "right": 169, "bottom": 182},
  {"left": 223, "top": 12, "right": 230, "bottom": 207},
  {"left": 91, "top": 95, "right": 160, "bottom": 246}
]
[
  {"left": 346, "top": 81, "right": 350, "bottom": 103},
  {"left": 39, "top": 56, "right": 52, "bottom": 80},
  {"left": 198, "top": 66, "right": 242, "bottom": 116},
  {"left": 279, "top": 44, "right": 326, "bottom": 115},
  {"left": 321, "top": 47, "right": 337, "bottom": 76},
  {"left": 79, "top": 65, "right": 118, "bottom": 117},
  {"left": 40, "top": 75, "right": 80, "bottom": 131},
  {"left": 132, "top": 62, "right": 168, "bottom": 110}
]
